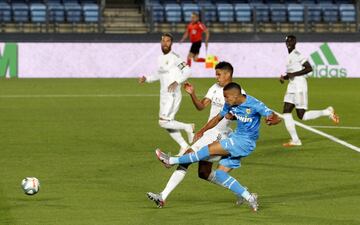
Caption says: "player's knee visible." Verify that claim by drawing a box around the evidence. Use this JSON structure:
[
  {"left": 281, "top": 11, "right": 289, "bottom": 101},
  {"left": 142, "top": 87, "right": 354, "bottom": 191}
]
[
  {"left": 158, "top": 120, "right": 168, "bottom": 128},
  {"left": 299, "top": 114, "right": 305, "bottom": 120},
  {"left": 296, "top": 110, "right": 305, "bottom": 120},
  {"left": 159, "top": 120, "right": 176, "bottom": 132},
  {"left": 283, "top": 103, "right": 294, "bottom": 113}
]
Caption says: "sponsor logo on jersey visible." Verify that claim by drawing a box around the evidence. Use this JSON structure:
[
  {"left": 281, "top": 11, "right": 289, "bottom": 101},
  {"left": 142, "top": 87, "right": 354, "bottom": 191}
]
[
  {"left": 234, "top": 114, "right": 253, "bottom": 123},
  {"left": 308, "top": 43, "right": 347, "bottom": 78}
]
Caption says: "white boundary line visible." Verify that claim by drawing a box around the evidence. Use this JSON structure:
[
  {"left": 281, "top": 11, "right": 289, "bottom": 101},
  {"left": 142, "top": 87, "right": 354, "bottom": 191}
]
[
  {"left": 311, "top": 125, "right": 360, "bottom": 130},
  {"left": 275, "top": 112, "right": 360, "bottom": 153}
]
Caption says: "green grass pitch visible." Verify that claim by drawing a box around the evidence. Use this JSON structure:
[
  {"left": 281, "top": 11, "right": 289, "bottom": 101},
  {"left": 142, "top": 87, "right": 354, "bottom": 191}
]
[{"left": 0, "top": 78, "right": 359, "bottom": 225}]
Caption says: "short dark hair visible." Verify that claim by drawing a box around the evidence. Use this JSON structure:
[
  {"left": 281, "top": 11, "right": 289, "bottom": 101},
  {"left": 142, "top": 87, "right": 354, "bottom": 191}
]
[
  {"left": 286, "top": 35, "right": 296, "bottom": 42},
  {"left": 162, "top": 33, "right": 174, "bottom": 42},
  {"left": 223, "top": 82, "right": 242, "bottom": 93},
  {"left": 215, "top": 61, "right": 233, "bottom": 76}
]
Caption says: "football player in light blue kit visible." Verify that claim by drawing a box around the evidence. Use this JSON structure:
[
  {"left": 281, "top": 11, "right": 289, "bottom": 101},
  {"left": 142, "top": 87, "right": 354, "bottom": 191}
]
[{"left": 155, "top": 82, "right": 281, "bottom": 212}]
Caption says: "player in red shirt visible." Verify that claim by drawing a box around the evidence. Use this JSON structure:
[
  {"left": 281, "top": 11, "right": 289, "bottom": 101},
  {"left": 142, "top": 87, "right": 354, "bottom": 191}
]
[{"left": 180, "top": 12, "right": 209, "bottom": 67}]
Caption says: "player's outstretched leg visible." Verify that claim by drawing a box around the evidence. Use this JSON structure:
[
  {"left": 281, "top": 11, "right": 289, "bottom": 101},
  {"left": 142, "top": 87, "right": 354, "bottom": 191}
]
[
  {"left": 211, "top": 169, "right": 258, "bottom": 212},
  {"left": 301, "top": 106, "right": 339, "bottom": 124},
  {"left": 159, "top": 120, "right": 195, "bottom": 146},
  {"left": 155, "top": 145, "right": 212, "bottom": 168},
  {"left": 156, "top": 142, "right": 229, "bottom": 167}
]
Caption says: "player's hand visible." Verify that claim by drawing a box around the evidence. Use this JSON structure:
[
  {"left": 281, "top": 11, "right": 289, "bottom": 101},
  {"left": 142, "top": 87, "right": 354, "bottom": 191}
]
[
  {"left": 193, "top": 131, "right": 204, "bottom": 143},
  {"left": 286, "top": 73, "right": 295, "bottom": 79},
  {"left": 265, "top": 113, "right": 282, "bottom": 126},
  {"left": 205, "top": 42, "right": 208, "bottom": 51},
  {"left": 168, "top": 81, "right": 179, "bottom": 92},
  {"left": 138, "top": 76, "right": 146, "bottom": 84},
  {"left": 279, "top": 75, "right": 285, "bottom": 84},
  {"left": 183, "top": 82, "right": 194, "bottom": 94}
]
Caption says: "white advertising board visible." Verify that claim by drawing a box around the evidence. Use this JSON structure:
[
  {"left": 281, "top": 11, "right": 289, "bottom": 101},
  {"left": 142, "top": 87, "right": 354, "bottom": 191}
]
[{"left": 1, "top": 42, "right": 359, "bottom": 78}]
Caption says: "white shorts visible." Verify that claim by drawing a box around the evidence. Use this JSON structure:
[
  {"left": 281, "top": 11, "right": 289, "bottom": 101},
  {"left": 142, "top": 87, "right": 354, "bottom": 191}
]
[
  {"left": 191, "top": 128, "right": 230, "bottom": 162},
  {"left": 284, "top": 91, "right": 308, "bottom": 110},
  {"left": 159, "top": 92, "right": 182, "bottom": 120}
]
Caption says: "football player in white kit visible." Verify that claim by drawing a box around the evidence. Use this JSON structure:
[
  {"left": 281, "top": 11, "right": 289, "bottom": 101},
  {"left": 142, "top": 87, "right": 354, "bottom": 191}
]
[
  {"left": 280, "top": 35, "right": 340, "bottom": 147},
  {"left": 139, "top": 33, "right": 195, "bottom": 153},
  {"left": 147, "top": 62, "right": 245, "bottom": 208}
]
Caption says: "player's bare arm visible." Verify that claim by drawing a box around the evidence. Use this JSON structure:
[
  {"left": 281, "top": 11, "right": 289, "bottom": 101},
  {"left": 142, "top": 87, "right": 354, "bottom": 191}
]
[
  {"left": 168, "top": 81, "right": 179, "bottom": 92},
  {"left": 285, "top": 61, "right": 312, "bottom": 79},
  {"left": 183, "top": 82, "right": 211, "bottom": 110},
  {"left": 204, "top": 28, "right": 209, "bottom": 49},
  {"left": 286, "top": 61, "right": 312, "bottom": 78},
  {"left": 280, "top": 61, "right": 312, "bottom": 83},
  {"left": 193, "top": 113, "right": 224, "bottom": 142},
  {"left": 180, "top": 29, "right": 188, "bottom": 43}
]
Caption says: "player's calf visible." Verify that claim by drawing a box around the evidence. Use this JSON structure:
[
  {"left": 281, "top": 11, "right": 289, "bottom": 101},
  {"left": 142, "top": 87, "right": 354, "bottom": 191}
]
[{"left": 198, "top": 161, "right": 213, "bottom": 180}]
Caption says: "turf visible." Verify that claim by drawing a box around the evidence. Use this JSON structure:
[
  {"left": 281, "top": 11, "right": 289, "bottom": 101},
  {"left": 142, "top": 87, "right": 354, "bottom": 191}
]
[{"left": 0, "top": 78, "right": 359, "bottom": 225}]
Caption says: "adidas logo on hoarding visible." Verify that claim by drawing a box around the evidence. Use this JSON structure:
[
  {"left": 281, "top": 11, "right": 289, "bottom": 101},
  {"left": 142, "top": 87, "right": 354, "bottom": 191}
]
[
  {"left": 308, "top": 43, "right": 346, "bottom": 78},
  {"left": 0, "top": 43, "right": 18, "bottom": 78}
]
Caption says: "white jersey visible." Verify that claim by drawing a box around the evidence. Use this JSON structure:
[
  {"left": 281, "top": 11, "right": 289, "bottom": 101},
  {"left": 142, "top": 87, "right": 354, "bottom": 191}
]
[
  {"left": 146, "top": 51, "right": 191, "bottom": 95},
  {"left": 204, "top": 83, "right": 246, "bottom": 133},
  {"left": 286, "top": 49, "right": 308, "bottom": 93}
]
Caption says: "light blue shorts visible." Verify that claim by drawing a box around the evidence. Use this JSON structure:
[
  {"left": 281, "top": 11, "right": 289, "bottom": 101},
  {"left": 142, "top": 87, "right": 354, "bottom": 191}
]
[
  {"left": 219, "top": 156, "right": 242, "bottom": 169},
  {"left": 219, "top": 133, "right": 256, "bottom": 169}
]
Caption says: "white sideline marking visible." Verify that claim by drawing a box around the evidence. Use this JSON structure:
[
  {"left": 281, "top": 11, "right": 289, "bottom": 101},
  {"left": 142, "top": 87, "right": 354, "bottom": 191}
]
[
  {"left": 311, "top": 125, "right": 360, "bottom": 130},
  {"left": 0, "top": 94, "right": 160, "bottom": 98},
  {"left": 275, "top": 112, "right": 360, "bottom": 153}
]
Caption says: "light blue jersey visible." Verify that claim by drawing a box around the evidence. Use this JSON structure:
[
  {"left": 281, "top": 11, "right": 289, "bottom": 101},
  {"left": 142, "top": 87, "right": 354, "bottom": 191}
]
[
  {"left": 218, "top": 95, "right": 273, "bottom": 168},
  {"left": 220, "top": 95, "right": 273, "bottom": 141}
]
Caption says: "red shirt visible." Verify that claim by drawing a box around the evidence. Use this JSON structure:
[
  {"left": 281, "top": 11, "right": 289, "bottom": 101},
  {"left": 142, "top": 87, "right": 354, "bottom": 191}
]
[{"left": 187, "top": 22, "right": 207, "bottom": 43}]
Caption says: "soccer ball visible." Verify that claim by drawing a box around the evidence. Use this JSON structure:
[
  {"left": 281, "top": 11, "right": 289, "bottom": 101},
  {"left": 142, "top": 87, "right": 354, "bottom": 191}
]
[{"left": 21, "top": 177, "right": 40, "bottom": 195}]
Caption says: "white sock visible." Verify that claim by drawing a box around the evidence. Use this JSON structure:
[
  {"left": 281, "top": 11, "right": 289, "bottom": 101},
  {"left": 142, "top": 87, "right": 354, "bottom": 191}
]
[
  {"left": 159, "top": 120, "right": 192, "bottom": 132},
  {"left": 161, "top": 169, "right": 186, "bottom": 200},
  {"left": 167, "top": 131, "right": 188, "bottom": 149},
  {"left": 169, "top": 157, "right": 179, "bottom": 165},
  {"left": 302, "top": 109, "right": 330, "bottom": 121},
  {"left": 241, "top": 190, "right": 252, "bottom": 201},
  {"left": 283, "top": 113, "right": 300, "bottom": 142}
]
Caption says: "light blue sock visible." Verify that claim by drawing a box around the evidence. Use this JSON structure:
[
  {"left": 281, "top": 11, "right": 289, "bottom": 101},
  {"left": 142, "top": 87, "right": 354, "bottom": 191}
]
[
  {"left": 169, "top": 146, "right": 210, "bottom": 165},
  {"left": 212, "top": 169, "right": 251, "bottom": 200}
]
